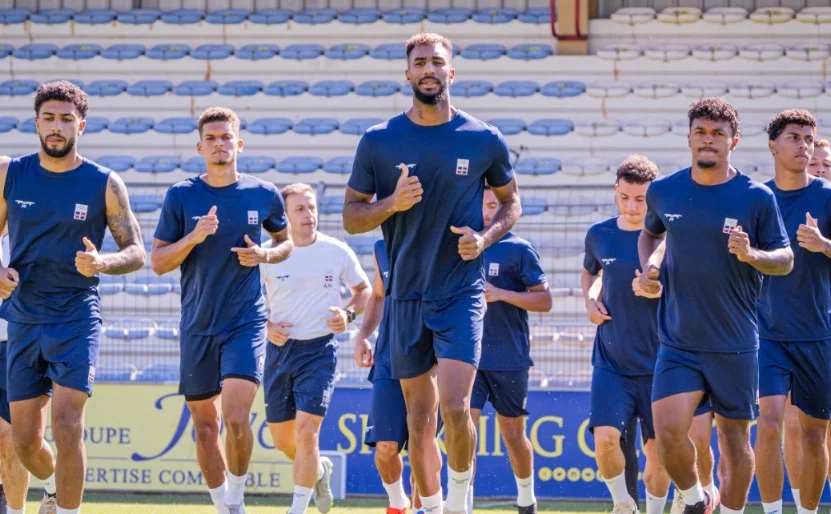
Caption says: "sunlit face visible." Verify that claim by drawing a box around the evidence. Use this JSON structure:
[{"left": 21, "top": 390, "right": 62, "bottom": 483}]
[
  {"left": 770, "top": 123, "right": 814, "bottom": 175},
  {"left": 482, "top": 189, "right": 498, "bottom": 227},
  {"left": 285, "top": 192, "right": 318, "bottom": 238},
  {"left": 808, "top": 145, "right": 830, "bottom": 178},
  {"left": 405, "top": 43, "right": 455, "bottom": 105},
  {"left": 615, "top": 178, "right": 650, "bottom": 225},
  {"left": 197, "top": 121, "right": 243, "bottom": 166},
  {"left": 688, "top": 117, "right": 738, "bottom": 170},
  {"left": 36, "top": 100, "right": 85, "bottom": 158}
]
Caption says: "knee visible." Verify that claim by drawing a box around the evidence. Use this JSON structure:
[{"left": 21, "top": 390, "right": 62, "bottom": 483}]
[
  {"left": 375, "top": 442, "right": 401, "bottom": 468},
  {"left": 294, "top": 419, "right": 320, "bottom": 450},
  {"left": 439, "top": 397, "right": 469, "bottom": 429},
  {"left": 800, "top": 424, "right": 827, "bottom": 450},
  {"left": 717, "top": 426, "right": 750, "bottom": 456},
  {"left": 593, "top": 429, "right": 620, "bottom": 455},
  {"left": 51, "top": 408, "right": 84, "bottom": 449},
  {"left": 654, "top": 420, "right": 687, "bottom": 448},
  {"left": 192, "top": 417, "right": 221, "bottom": 444},
  {"left": 499, "top": 419, "right": 528, "bottom": 449},
  {"left": 755, "top": 414, "right": 783, "bottom": 443},
  {"left": 223, "top": 408, "right": 251, "bottom": 440}
]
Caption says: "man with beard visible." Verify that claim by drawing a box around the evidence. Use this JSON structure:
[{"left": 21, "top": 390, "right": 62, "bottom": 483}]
[
  {"left": 343, "top": 33, "right": 521, "bottom": 514},
  {"left": 639, "top": 97, "right": 793, "bottom": 514},
  {"left": 151, "top": 107, "right": 293, "bottom": 514},
  {"left": 0, "top": 81, "right": 146, "bottom": 514}
]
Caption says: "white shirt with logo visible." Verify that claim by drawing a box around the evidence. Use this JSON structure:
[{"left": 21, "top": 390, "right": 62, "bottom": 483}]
[
  {"left": 261, "top": 232, "right": 369, "bottom": 341},
  {"left": 0, "top": 235, "right": 9, "bottom": 340}
]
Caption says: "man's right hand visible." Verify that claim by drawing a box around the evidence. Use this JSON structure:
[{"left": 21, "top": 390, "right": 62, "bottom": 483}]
[
  {"left": 586, "top": 298, "right": 611, "bottom": 325},
  {"left": 354, "top": 337, "right": 373, "bottom": 368},
  {"left": 0, "top": 267, "right": 18, "bottom": 300},
  {"left": 638, "top": 264, "right": 662, "bottom": 296},
  {"left": 267, "top": 321, "right": 293, "bottom": 346},
  {"left": 189, "top": 205, "right": 219, "bottom": 245},
  {"left": 391, "top": 163, "right": 422, "bottom": 213}
]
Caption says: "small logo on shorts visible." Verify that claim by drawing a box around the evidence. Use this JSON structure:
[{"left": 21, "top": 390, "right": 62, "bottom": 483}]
[
  {"left": 74, "top": 204, "right": 88, "bottom": 221},
  {"left": 248, "top": 210, "right": 259, "bottom": 225},
  {"left": 88, "top": 366, "right": 96, "bottom": 384},
  {"left": 322, "top": 387, "right": 332, "bottom": 407},
  {"left": 456, "top": 158, "right": 469, "bottom": 176},
  {"left": 723, "top": 218, "right": 738, "bottom": 234},
  {"left": 258, "top": 355, "right": 265, "bottom": 374},
  {"left": 488, "top": 263, "right": 499, "bottom": 276}
]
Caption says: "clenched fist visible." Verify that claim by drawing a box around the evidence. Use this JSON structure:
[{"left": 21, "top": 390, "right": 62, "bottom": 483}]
[{"left": 75, "top": 237, "right": 103, "bottom": 277}]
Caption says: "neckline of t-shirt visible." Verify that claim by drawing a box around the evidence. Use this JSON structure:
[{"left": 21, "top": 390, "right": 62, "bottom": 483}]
[
  {"left": 399, "top": 109, "right": 464, "bottom": 131},
  {"left": 613, "top": 216, "right": 643, "bottom": 233},
  {"left": 685, "top": 166, "right": 743, "bottom": 189},
  {"left": 768, "top": 175, "right": 821, "bottom": 196},
  {"left": 195, "top": 173, "right": 244, "bottom": 191},
  {"left": 36, "top": 153, "right": 88, "bottom": 178}
]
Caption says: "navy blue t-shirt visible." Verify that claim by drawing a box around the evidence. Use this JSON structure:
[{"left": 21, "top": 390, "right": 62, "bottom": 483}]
[
  {"left": 1, "top": 153, "right": 110, "bottom": 324},
  {"left": 584, "top": 218, "right": 659, "bottom": 376},
  {"left": 645, "top": 169, "right": 790, "bottom": 353},
  {"left": 759, "top": 177, "right": 831, "bottom": 342},
  {"left": 368, "top": 239, "right": 393, "bottom": 382},
  {"left": 480, "top": 233, "right": 546, "bottom": 371},
  {"left": 348, "top": 110, "right": 514, "bottom": 301},
  {"left": 154, "top": 174, "right": 288, "bottom": 335}
]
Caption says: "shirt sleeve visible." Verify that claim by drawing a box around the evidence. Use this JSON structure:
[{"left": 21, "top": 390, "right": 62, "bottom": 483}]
[
  {"left": 520, "top": 244, "right": 547, "bottom": 288},
  {"left": 484, "top": 129, "right": 514, "bottom": 188},
  {"left": 644, "top": 184, "right": 666, "bottom": 236},
  {"left": 583, "top": 230, "right": 601, "bottom": 275},
  {"left": 263, "top": 188, "right": 288, "bottom": 233},
  {"left": 341, "top": 245, "right": 370, "bottom": 288},
  {"left": 756, "top": 192, "right": 790, "bottom": 251},
  {"left": 347, "top": 133, "right": 377, "bottom": 195},
  {"left": 153, "top": 188, "right": 183, "bottom": 243}
]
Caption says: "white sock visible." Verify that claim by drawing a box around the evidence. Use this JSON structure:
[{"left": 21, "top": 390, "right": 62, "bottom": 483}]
[
  {"left": 289, "top": 485, "right": 313, "bottom": 514},
  {"left": 383, "top": 478, "right": 409, "bottom": 509},
  {"left": 798, "top": 507, "right": 817, "bottom": 514},
  {"left": 56, "top": 509, "right": 79, "bottom": 514},
  {"left": 516, "top": 474, "right": 536, "bottom": 507},
  {"left": 42, "top": 473, "right": 56, "bottom": 496},
  {"left": 605, "top": 471, "right": 632, "bottom": 504},
  {"left": 446, "top": 466, "right": 472, "bottom": 511},
  {"left": 6, "top": 507, "right": 24, "bottom": 514},
  {"left": 317, "top": 460, "right": 325, "bottom": 481},
  {"left": 704, "top": 482, "right": 717, "bottom": 500},
  {"left": 419, "top": 488, "right": 443, "bottom": 514},
  {"left": 208, "top": 482, "right": 227, "bottom": 513},
  {"left": 762, "top": 500, "right": 783, "bottom": 514},
  {"left": 681, "top": 482, "right": 705, "bottom": 506},
  {"left": 466, "top": 485, "right": 473, "bottom": 514},
  {"left": 722, "top": 506, "right": 745, "bottom": 514},
  {"left": 226, "top": 471, "right": 246, "bottom": 507},
  {"left": 647, "top": 491, "right": 668, "bottom": 514},
  {"left": 793, "top": 490, "right": 801, "bottom": 508}
]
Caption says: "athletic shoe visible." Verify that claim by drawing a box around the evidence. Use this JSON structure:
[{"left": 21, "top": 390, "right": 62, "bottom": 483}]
[
  {"left": 518, "top": 504, "right": 538, "bottom": 514},
  {"left": 612, "top": 498, "right": 639, "bottom": 514},
  {"left": 38, "top": 492, "right": 58, "bottom": 514},
  {"left": 227, "top": 503, "right": 246, "bottom": 514},
  {"left": 670, "top": 493, "right": 684, "bottom": 514},
  {"left": 386, "top": 507, "right": 410, "bottom": 514},
  {"left": 681, "top": 490, "right": 719, "bottom": 514},
  {"left": 312, "top": 456, "right": 334, "bottom": 513}
]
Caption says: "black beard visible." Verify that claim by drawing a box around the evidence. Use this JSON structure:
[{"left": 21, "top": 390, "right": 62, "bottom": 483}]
[
  {"left": 412, "top": 83, "right": 448, "bottom": 105},
  {"left": 697, "top": 159, "right": 717, "bottom": 169},
  {"left": 40, "top": 135, "right": 75, "bottom": 158}
]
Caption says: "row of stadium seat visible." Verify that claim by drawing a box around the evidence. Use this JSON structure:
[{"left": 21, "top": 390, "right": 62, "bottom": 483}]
[
  {"left": 598, "top": 42, "right": 831, "bottom": 62},
  {"left": 1, "top": 42, "right": 553, "bottom": 61},
  {"left": 609, "top": 6, "right": 831, "bottom": 25},
  {"left": 0, "top": 7, "right": 550, "bottom": 25}
]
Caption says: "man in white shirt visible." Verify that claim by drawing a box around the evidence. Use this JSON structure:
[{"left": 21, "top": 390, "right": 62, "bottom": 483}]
[{"left": 261, "top": 183, "right": 371, "bottom": 514}]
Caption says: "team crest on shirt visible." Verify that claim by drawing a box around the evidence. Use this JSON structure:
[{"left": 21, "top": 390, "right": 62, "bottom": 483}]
[
  {"left": 88, "top": 366, "right": 96, "bottom": 385},
  {"left": 601, "top": 258, "right": 616, "bottom": 265},
  {"left": 456, "top": 159, "right": 470, "bottom": 176},
  {"left": 248, "top": 210, "right": 259, "bottom": 225},
  {"left": 324, "top": 271, "right": 334, "bottom": 288},
  {"left": 74, "top": 204, "right": 88, "bottom": 221},
  {"left": 723, "top": 218, "right": 739, "bottom": 234},
  {"left": 488, "top": 263, "right": 500, "bottom": 276}
]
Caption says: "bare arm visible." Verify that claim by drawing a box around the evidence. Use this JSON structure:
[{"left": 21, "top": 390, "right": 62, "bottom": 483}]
[
  {"left": 743, "top": 246, "right": 794, "bottom": 276},
  {"left": 342, "top": 188, "right": 398, "bottom": 235},
  {"left": 580, "top": 269, "right": 601, "bottom": 305},
  {"left": 150, "top": 238, "right": 196, "bottom": 275},
  {"left": 481, "top": 178, "right": 521, "bottom": 248},
  {"left": 638, "top": 228, "right": 666, "bottom": 271},
  {"left": 262, "top": 228, "right": 293, "bottom": 264},
  {"left": 0, "top": 157, "right": 10, "bottom": 237},
  {"left": 99, "top": 173, "right": 145, "bottom": 275},
  {"left": 356, "top": 267, "right": 385, "bottom": 341},
  {"left": 489, "top": 282, "right": 551, "bottom": 312}
]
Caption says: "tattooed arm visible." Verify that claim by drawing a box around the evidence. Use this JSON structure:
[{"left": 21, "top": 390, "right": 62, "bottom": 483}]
[{"left": 100, "top": 173, "right": 146, "bottom": 274}]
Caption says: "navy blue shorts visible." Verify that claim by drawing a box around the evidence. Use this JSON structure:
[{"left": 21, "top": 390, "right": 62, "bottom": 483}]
[
  {"left": 589, "top": 367, "right": 655, "bottom": 441},
  {"left": 264, "top": 335, "right": 337, "bottom": 423},
  {"left": 652, "top": 344, "right": 759, "bottom": 420},
  {"left": 7, "top": 319, "right": 101, "bottom": 402},
  {"left": 0, "top": 341, "right": 9, "bottom": 424},
  {"left": 471, "top": 369, "right": 529, "bottom": 418},
  {"left": 759, "top": 339, "right": 831, "bottom": 420},
  {"left": 388, "top": 292, "right": 485, "bottom": 380},
  {"left": 179, "top": 320, "right": 266, "bottom": 400},
  {"left": 365, "top": 378, "right": 408, "bottom": 451}
]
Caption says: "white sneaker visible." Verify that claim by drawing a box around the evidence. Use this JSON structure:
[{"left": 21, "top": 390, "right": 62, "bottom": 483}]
[
  {"left": 226, "top": 503, "right": 246, "bottom": 514},
  {"left": 38, "top": 493, "right": 58, "bottom": 514},
  {"left": 670, "top": 494, "right": 684, "bottom": 514},
  {"left": 312, "top": 457, "right": 334, "bottom": 513},
  {"left": 612, "top": 498, "right": 639, "bottom": 514}
]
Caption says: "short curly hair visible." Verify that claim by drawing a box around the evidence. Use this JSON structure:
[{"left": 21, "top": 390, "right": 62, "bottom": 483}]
[
  {"left": 616, "top": 155, "right": 659, "bottom": 184},
  {"left": 688, "top": 97, "right": 740, "bottom": 137},
  {"left": 766, "top": 109, "right": 816, "bottom": 141},
  {"left": 816, "top": 139, "right": 830, "bottom": 149},
  {"left": 34, "top": 80, "right": 88, "bottom": 119},
  {"left": 405, "top": 32, "right": 453, "bottom": 59},
  {"left": 197, "top": 107, "right": 240, "bottom": 138}
]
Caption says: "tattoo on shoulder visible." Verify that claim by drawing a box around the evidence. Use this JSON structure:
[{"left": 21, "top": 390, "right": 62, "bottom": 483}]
[{"left": 107, "top": 176, "right": 142, "bottom": 248}]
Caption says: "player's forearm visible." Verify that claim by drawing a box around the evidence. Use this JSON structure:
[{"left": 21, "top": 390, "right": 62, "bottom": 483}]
[
  {"left": 150, "top": 237, "right": 197, "bottom": 275},
  {"left": 747, "top": 246, "right": 794, "bottom": 276},
  {"left": 264, "top": 237, "right": 293, "bottom": 264},
  {"left": 481, "top": 198, "right": 521, "bottom": 248},
  {"left": 580, "top": 270, "right": 600, "bottom": 304},
  {"left": 638, "top": 230, "right": 665, "bottom": 270},
  {"left": 343, "top": 197, "right": 396, "bottom": 234},
  {"left": 356, "top": 294, "right": 384, "bottom": 340},
  {"left": 496, "top": 289, "right": 552, "bottom": 312},
  {"left": 346, "top": 285, "right": 372, "bottom": 316},
  {"left": 99, "top": 243, "right": 145, "bottom": 275}
]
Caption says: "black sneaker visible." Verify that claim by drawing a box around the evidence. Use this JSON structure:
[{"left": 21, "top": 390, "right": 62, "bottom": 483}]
[
  {"left": 518, "top": 504, "right": 537, "bottom": 514},
  {"left": 682, "top": 490, "right": 717, "bottom": 514}
]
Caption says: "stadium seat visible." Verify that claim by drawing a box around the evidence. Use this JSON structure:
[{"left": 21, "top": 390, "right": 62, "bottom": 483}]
[
  {"left": 155, "top": 322, "right": 179, "bottom": 340},
  {"left": 451, "top": 80, "right": 493, "bottom": 97},
  {"left": 205, "top": 9, "right": 249, "bottom": 24},
  {"left": 236, "top": 44, "right": 279, "bottom": 61},
  {"left": 633, "top": 81, "right": 681, "bottom": 98},
  {"left": 461, "top": 44, "right": 507, "bottom": 60},
  {"left": 83, "top": 117, "right": 109, "bottom": 134},
  {"left": 507, "top": 44, "right": 553, "bottom": 60},
  {"left": 181, "top": 156, "right": 206, "bottom": 173},
  {"left": 323, "top": 156, "right": 353, "bottom": 175},
  {"left": 371, "top": 43, "right": 407, "bottom": 60},
  {"left": 561, "top": 157, "right": 610, "bottom": 176},
  {"left": 161, "top": 9, "right": 204, "bottom": 24},
  {"left": 654, "top": 158, "right": 688, "bottom": 173},
  {"left": 693, "top": 43, "right": 738, "bottom": 61},
  {"left": 610, "top": 7, "right": 656, "bottom": 24},
  {"left": 702, "top": 7, "right": 748, "bottom": 24},
  {"left": 645, "top": 43, "right": 691, "bottom": 61},
  {"left": 29, "top": 9, "right": 74, "bottom": 24},
  {"left": 74, "top": 8, "right": 117, "bottom": 24},
  {"left": 427, "top": 7, "right": 472, "bottom": 23},
  {"left": 126, "top": 276, "right": 176, "bottom": 295},
  {"left": 135, "top": 156, "right": 181, "bottom": 173},
  {"left": 173, "top": 80, "right": 217, "bottom": 96},
  {"left": 521, "top": 197, "right": 547, "bottom": 216},
  {"left": 0, "top": 9, "right": 30, "bottom": 24},
  {"left": 117, "top": 9, "right": 162, "bottom": 24},
  {"left": 101, "top": 44, "right": 145, "bottom": 60},
  {"left": 96, "top": 364, "right": 137, "bottom": 382},
  {"left": 0, "top": 44, "right": 12, "bottom": 59},
  {"left": 787, "top": 43, "right": 831, "bottom": 61},
  {"left": 671, "top": 119, "right": 690, "bottom": 136},
  {"left": 345, "top": 235, "right": 375, "bottom": 255},
  {"left": 13, "top": 44, "right": 58, "bottom": 60},
  {"left": 541, "top": 81, "right": 586, "bottom": 98},
  {"left": 597, "top": 44, "right": 642, "bottom": 61},
  {"left": 528, "top": 119, "right": 574, "bottom": 136},
  {"left": 248, "top": 9, "right": 293, "bottom": 24},
  {"left": 382, "top": 8, "right": 426, "bottom": 24},
  {"left": 264, "top": 80, "right": 309, "bottom": 97},
  {"left": 86, "top": 79, "right": 129, "bottom": 96},
  {"left": 740, "top": 43, "right": 785, "bottom": 61},
  {"left": 623, "top": 119, "right": 672, "bottom": 137},
  {"left": 729, "top": 81, "right": 776, "bottom": 99},
  {"left": 277, "top": 157, "right": 323, "bottom": 174},
  {"left": 238, "top": 156, "right": 276, "bottom": 174},
  {"left": 339, "top": 8, "right": 382, "bottom": 24},
  {"left": 657, "top": 7, "right": 702, "bottom": 23},
  {"left": 0, "top": 80, "right": 38, "bottom": 96},
  {"left": 97, "top": 155, "right": 135, "bottom": 173},
  {"left": 129, "top": 194, "right": 163, "bottom": 213},
  {"left": 341, "top": 118, "right": 383, "bottom": 135},
  {"left": 309, "top": 80, "right": 354, "bottom": 97},
  {"left": 326, "top": 44, "right": 370, "bottom": 60},
  {"left": 146, "top": 44, "right": 190, "bottom": 60},
  {"left": 17, "top": 118, "right": 36, "bottom": 133},
  {"left": 517, "top": 7, "right": 550, "bottom": 23},
  {"left": 110, "top": 117, "right": 154, "bottom": 134},
  {"left": 587, "top": 81, "right": 632, "bottom": 98},
  {"left": 218, "top": 80, "right": 263, "bottom": 96},
  {"left": 295, "top": 118, "right": 339, "bottom": 135},
  {"left": 319, "top": 196, "right": 344, "bottom": 214},
  {"left": 191, "top": 44, "right": 234, "bottom": 60},
  {"left": 778, "top": 79, "right": 824, "bottom": 99},
  {"left": 97, "top": 274, "right": 125, "bottom": 294},
  {"left": 293, "top": 8, "right": 337, "bottom": 24},
  {"left": 355, "top": 80, "right": 400, "bottom": 97},
  {"left": 681, "top": 80, "right": 728, "bottom": 97},
  {"left": 104, "top": 319, "right": 155, "bottom": 339},
  {"left": 573, "top": 119, "right": 622, "bottom": 137},
  {"left": 494, "top": 81, "right": 539, "bottom": 97},
  {"left": 740, "top": 119, "right": 767, "bottom": 137},
  {"left": 247, "top": 117, "right": 292, "bottom": 135},
  {"left": 155, "top": 117, "right": 197, "bottom": 134},
  {"left": 750, "top": 7, "right": 794, "bottom": 24},
  {"left": 281, "top": 44, "right": 325, "bottom": 60},
  {"left": 137, "top": 364, "right": 179, "bottom": 383},
  {"left": 0, "top": 117, "right": 16, "bottom": 133},
  {"left": 57, "top": 44, "right": 101, "bottom": 60},
  {"left": 472, "top": 7, "right": 517, "bottom": 23},
  {"left": 488, "top": 118, "right": 526, "bottom": 136},
  {"left": 516, "top": 157, "right": 562, "bottom": 176},
  {"left": 796, "top": 7, "right": 831, "bottom": 24}
]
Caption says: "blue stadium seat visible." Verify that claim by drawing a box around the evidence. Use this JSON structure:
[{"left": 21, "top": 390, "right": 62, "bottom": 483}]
[
  {"left": 382, "top": 8, "right": 427, "bottom": 23},
  {"left": 472, "top": 7, "right": 517, "bottom": 23},
  {"left": 181, "top": 156, "right": 206, "bottom": 173},
  {"left": 0, "top": 9, "right": 30, "bottom": 24},
  {"left": 238, "top": 156, "right": 276, "bottom": 174},
  {"left": 355, "top": 80, "right": 399, "bottom": 97},
  {"left": 206, "top": 8, "right": 248, "bottom": 24},
  {"left": 264, "top": 80, "right": 308, "bottom": 96},
  {"left": 508, "top": 43, "right": 553, "bottom": 60},
  {"left": 97, "top": 363, "right": 136, "bottom": 382},
  {"left": 293, "top": 8, "right": 337, "bottom": 24},
  {"left": 246, "top": 117, "right": 292, "bottom": 135},
  {"left": 135, "top": 156, "right": 180, "bottom": 173},
  {"left": 83, "top": 117, "right": 109, "bottom": 134},
  {"left": 518, "top": 7, "right": 551, "bottom": 23},
  {"left": 326, "top": 44, "right": 370, "bottom": 60},
  {"left": 319, "top": 196, "right": 344, "bottom": 214},
  {"left": 130, "top": 194, "right": 163, "bottom": 213},
  {"left": 155, "top": 323, "right": 179, "bottom": 340},
  {"left": 101, "top": 44, "right": 145, "bottom": 60},
  {"left": 97, "top": 155, "right": 135, "bottom": 172},
  {"left": 146, "top": 44, "right": 190, "bottom": 60},
  {"left": 57, "top": 44, "right": 102, "bottom": 60},
  {"left": 277, "top": 156, "right": 323, "bottom": 174},
  {"left": 0, "top": 117, "right": 16, "bottom": 133},
  {"left": 161, "top": 9, "right": 204, "bottom": 24},
  {"left": 128, "top": 80, "right": 173, "bottom": 96},
  {"left": 137, "top": 363, "right": 179, "bottom": 383},
  {"left": 173, "top": 80, "right": 217, "bottom": 96},
  {"left": 339, "top": 8, "right": 382, "bottom": 23},
  {"left": 528, "top": 119, "right": 574, "bottom": 136},
  {"left": 323, "top": 156, "right": 353, "bottom": 175},
  {"left": 104, "top": 319, "right": 155, "bottom": 339},
  {"left": 0, "top": 80, "right": 38, "bottom": 96},
  {"left": 541, "top": 80, "right": 586, "bottom": 98},
  {"left": 155, "top": 117, "right": 196, "bottom": 134},
  {"left": 249, "top": 9, "right": 293, "bottom": 24},
  {"left": 427, "top": 7, "right": 472, "bottom": 23},
  {"left": 117, "top": 9, "right": 162, "bottom": 24},
  {"left": 74, "top": 9, "right": 117, "bottom": 24},
  {"left": 191, "top": 44, "right": 234, "bottom": 60},
  {"left": 451, "top": 80, "right": 493, "bottom": 97},
  {"left": 218, "top": 80, "right": 263, "bottom": 96},
  {"left": 98, "top": 274, "right": 124, "bottom": 294},
  {"left": 281, "top": 44, "right": 325, "bottom": 60},
  {"left": 295, "top": 118, "right": 339, "bottom": 135},
  {"left": 341, "top": 118, "right": 383, "bottom": 135},
  {"left": 371, "top": 43, "right": 406, "bottom": 60},
  {"left": 0, "top": 45, "right": 12, "bottom": 59},
  {"left": 236, "top": 44, "right": 279, "bottom": 61},
  {"left": 18, "top": 118, "right": 36, "bottom": 133},
  {"left": 488, "top": 118, "right": 526, "bottom": 136},
  {"left": 86, "top": 79, "right": 129, "bottom": 96},
  {"left": 110, "top": 117, "right": 154, "bottom": 134},
  {"left": 100, "top": 234, "right": 119, "bottom": 252},
  {"left": 346, "top": 235, "right": 375, "bottom": 255},
  {"left": 494, "top": 81, "right": 539, "bottom": 97},
  {"left": 461, "top": 44, "right": 507, "bottom": 60},
  {"left": 13, "top": 44, "right": 58, "bottom": 60},
  {"left": 29, "top": 9, "right": 74, "bottom": 24},
  {"left": 516, "top": 157, "right": 562, "bottom": 175},
  {"left": 309, "top": 80, "right": 354, "bottom": 97},
  {"left": 521, "top": 197, "right": 548, "bottom": 216}
]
